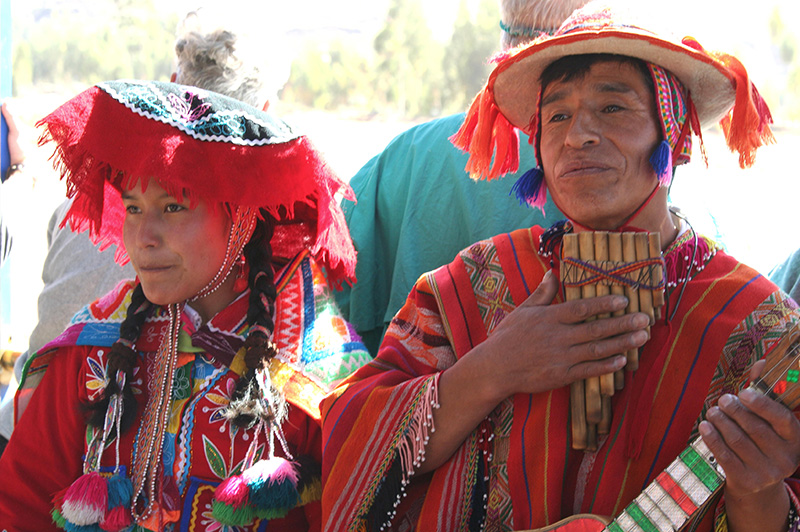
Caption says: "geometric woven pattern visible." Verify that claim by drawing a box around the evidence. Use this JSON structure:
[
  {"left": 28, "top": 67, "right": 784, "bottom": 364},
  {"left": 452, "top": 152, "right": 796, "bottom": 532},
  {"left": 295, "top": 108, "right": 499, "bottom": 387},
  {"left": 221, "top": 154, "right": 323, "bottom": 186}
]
[{"left": 461, "top": 240, "right": 517, "bottom": 332}]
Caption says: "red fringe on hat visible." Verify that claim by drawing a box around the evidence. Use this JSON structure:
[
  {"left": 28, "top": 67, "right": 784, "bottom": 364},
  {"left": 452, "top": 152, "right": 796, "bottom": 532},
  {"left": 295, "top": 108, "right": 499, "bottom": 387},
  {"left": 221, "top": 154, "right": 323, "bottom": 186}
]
[
  {"left": 716, "top": 53, "right": 775, "bottom": 168},
  {"left": 450, "top": 87, "right": 520, "bottom": 180},
  {"left": 681, "top": 37, "right": 774, "bottom": 169},
  {"left": 37, "top": 86, "right": 356, "bottom": 285}
]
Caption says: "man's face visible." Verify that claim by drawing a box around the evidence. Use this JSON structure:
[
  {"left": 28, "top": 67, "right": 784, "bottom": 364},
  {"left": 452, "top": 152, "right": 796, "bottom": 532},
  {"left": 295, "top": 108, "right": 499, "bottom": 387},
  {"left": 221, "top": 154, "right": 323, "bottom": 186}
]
[{"left": 539, "top": 60, "right": 661, "bottom": 230}]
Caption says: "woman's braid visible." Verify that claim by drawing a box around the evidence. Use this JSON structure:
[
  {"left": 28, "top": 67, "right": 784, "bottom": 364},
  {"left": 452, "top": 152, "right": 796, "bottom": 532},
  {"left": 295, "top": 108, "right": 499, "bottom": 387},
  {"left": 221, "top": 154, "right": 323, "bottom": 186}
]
[
  {"left": 87, "top": 283, "right": 151, "bottom": 433},
  {"left": 225, "top": 213, "right": 286, "bottom": 428}
]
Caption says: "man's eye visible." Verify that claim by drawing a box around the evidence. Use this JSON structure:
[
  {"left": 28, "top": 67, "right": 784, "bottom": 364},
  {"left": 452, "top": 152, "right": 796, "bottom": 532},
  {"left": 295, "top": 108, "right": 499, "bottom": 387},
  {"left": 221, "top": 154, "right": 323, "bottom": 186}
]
[
  {"left": 548, "top": 113, "right": 568, "bottom": 123},
  {"left": 603, "top": 104, "right": 623, "bottom": 113}
]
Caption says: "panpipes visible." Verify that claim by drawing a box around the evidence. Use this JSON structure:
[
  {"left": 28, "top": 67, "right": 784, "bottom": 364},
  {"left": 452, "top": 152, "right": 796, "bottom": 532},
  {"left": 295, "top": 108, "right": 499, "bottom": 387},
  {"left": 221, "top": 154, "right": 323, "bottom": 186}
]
[{"left": 560, "top": 231, "right": 665, "bottom": 451}]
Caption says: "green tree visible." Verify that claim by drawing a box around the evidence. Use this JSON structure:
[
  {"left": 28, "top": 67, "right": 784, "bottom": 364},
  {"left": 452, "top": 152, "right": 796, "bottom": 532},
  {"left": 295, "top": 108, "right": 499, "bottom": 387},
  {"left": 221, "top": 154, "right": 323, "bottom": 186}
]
[
  {"left": 373, "top": 0, "right": 443, "bottom": 117},
  {"left": 282, "top": 38, "right": 372, "bottom": 111},
  {"left": 12, "top": 1, "right": 175, "bottom": 90},
  {"left": 441, "top": 0, "right": 499, "bottom": 114},
  {"left": 767, "top": 6, "right": 800, "bottom": 121}
]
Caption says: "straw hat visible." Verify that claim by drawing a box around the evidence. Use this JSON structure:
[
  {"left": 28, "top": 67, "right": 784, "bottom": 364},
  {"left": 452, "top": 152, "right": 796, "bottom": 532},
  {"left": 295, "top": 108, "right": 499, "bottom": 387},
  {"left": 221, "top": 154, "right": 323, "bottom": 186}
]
[{"left": 452, "top": 1, "right": 773, "bottom": 182}]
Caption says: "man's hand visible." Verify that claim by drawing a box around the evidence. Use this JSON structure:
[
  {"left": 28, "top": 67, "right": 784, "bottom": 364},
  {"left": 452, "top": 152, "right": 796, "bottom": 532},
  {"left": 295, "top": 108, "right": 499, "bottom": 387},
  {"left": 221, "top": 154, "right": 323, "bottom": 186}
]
[
  {"left": 475, "top": 269, "right": 651, "bottom": 402},
  {"left": 699, "top": 360, "right": 800, "bottom": 532}
]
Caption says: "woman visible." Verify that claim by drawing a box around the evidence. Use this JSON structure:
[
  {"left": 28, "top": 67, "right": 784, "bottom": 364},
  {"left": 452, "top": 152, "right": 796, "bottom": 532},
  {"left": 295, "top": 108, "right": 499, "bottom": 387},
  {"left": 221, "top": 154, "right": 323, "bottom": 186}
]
[{"left": 0, "top": 80, "right": 370, "bottom": 531}]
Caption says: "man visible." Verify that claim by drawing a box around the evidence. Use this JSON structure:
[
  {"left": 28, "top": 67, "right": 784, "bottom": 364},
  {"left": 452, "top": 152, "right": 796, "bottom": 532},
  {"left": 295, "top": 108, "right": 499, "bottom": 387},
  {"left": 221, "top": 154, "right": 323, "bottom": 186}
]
[
  {"left": 334, "top": 0, "right": 587, "bottom": 354},
  {"left": 322, "top": 3, "right": 800, "bottom": 531}
]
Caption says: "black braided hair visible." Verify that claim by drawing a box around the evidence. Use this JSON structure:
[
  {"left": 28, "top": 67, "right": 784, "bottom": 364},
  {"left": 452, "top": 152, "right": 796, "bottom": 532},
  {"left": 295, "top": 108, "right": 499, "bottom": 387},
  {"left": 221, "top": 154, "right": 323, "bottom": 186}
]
[
  {"left": 87, "top": 283, "right": 152, "bottom": 433},
  {"left": 225, "top": 211, "right": 286, "bottom": 428}
]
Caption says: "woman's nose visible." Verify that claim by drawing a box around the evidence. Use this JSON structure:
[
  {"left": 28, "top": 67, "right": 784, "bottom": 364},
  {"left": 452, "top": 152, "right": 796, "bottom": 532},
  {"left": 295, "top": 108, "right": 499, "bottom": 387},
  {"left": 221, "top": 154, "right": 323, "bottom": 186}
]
[{"left": 133, "top": 214, "right": 163, "bottom": 248}]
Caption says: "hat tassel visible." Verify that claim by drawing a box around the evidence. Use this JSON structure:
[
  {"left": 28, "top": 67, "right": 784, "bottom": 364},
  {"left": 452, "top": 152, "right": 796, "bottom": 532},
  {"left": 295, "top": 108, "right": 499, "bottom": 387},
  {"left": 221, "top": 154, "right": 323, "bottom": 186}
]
[
  {"left": 716, "top": 52, "right": 775, "bottom": 168},
  {"left": 649, "top": 139, "right": 673, "bottom": 187},
  {"left": 451, "top": 86, "right": 520, "bottom": 180},
  {"left": 510, "top": 166, "right": 547, "bottom": 211}
]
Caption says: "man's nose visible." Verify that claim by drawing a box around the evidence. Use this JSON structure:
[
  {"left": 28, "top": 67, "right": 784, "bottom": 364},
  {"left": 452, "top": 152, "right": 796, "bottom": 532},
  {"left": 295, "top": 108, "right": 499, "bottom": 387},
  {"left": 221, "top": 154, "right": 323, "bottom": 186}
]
[{"left": 564, "top": 109, "right": 601, "bottom": 148}]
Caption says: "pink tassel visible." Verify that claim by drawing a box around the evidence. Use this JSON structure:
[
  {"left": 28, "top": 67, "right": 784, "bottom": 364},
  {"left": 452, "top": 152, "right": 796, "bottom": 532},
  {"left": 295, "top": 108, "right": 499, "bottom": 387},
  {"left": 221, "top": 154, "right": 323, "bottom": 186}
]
[
  {"left": 60, "top": 471, "right": 109, "bottom": 526},
  {"left": 213, "top": 474, "right": 251, "bottom": 509}
]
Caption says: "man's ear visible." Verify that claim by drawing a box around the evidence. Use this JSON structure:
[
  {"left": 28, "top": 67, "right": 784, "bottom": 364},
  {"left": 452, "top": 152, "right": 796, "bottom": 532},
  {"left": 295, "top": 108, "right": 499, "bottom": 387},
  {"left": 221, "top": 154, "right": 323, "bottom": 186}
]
[
  {"left": 170, "top": 72, "right": 177, "bottom": 83},
  {"left": 262, "top": 100, "right": 270, "bottom": 112}
]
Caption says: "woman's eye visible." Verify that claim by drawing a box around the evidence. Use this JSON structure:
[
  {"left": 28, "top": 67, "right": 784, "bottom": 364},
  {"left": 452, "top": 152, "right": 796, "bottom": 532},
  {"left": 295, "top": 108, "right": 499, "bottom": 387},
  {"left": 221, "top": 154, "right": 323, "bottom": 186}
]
[
  {"left": 165, "top": 204, "right": 186, "bottom": 213},
  {"left": 125, "top": 205, "right": 140, "bottom": 214},
  {"left": 548, "top": 113, "right": 568, "bottom": 123},
  {"left": 603, "top": 104, "right": 623, "bottom": 113}
]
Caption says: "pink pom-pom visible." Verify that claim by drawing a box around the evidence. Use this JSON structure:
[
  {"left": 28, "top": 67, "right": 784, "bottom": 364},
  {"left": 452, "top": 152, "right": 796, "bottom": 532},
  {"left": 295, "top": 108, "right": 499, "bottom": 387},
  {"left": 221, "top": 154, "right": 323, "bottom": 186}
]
[
  {"left": 244, "top": 457, "right": 300, "bottom": 510},
  {"left": 243, "top": 457, "right": 299, "bottom": 486},
  {"left": 213, "top": 474, "right": 250, "bottom": 509},
  {"left": 100, "top": 505, "right": 132, "bottom": 531},
  {"left": 60, "top": 472, "right": 109, "bottom": 525}
]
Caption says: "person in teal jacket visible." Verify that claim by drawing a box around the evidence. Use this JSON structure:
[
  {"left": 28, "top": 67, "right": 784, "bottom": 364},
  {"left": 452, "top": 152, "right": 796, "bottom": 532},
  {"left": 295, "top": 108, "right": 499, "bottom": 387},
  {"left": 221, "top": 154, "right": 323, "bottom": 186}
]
[{"left": 334, "top": 0, "right": 592, "bottom": 353}]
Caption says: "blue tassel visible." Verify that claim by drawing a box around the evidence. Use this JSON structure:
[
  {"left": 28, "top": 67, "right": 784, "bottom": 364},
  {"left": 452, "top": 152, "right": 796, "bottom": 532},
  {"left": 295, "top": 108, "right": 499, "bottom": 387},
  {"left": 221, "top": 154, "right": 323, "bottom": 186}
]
[
  {"left": 649, "top": 139, "right": 672, "bottom": 186},
  {"left": 63, "top": 523, "right": 104, "bottom": 532},
  {"left": 510, "top": 166, "right": 546, "bottom": 209},
  {"left": 105, "top": 474, "right": 133, "bottom": 510}
]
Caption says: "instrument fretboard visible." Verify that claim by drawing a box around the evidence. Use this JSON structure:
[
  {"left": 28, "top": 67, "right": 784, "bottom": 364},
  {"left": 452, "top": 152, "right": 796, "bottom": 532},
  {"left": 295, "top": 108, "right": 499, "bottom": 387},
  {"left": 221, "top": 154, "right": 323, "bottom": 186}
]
[{"left": 605, "top": 437, "right": 725, "bottom": 532}]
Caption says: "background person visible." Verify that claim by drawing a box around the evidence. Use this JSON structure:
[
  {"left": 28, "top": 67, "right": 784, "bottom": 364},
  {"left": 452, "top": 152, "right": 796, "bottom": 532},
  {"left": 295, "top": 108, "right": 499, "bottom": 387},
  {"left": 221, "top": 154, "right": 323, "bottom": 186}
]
[{"left": 333, "top": 0, "right": 588, "bottom": 354}]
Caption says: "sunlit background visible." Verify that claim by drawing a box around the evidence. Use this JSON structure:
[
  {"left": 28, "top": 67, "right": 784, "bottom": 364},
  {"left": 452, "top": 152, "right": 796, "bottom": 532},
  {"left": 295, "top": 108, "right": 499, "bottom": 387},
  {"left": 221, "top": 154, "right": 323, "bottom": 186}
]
[{"left": 2, "top": 0, "right": 800, "bottom": 354}]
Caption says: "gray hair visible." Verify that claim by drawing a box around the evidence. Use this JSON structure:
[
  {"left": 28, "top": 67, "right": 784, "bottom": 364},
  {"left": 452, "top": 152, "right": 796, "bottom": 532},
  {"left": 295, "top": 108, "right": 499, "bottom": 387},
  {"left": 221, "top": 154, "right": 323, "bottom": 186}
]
[
  {"left": 173, "top": 7, "right": 291, "bottom": 107},
  {"left": 499, "top": 0, "right": 589, "bottom": 49}
]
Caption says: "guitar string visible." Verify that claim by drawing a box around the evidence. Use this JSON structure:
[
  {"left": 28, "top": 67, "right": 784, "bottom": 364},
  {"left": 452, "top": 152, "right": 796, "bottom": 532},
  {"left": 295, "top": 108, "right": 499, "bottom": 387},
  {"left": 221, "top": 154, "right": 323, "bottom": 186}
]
[{"left": 754, "top": 336, "right": 800, "bottom": 407}]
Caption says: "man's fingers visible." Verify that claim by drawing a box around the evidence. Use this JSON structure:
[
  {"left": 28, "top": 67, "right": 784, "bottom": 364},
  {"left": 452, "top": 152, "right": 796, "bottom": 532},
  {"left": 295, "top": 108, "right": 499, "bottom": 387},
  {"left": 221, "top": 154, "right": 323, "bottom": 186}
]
[
  {"left": 569, "top": 326, "right": 649, "bottom": 361},
  {"left": 563, "top": 295, "right": 630, "bottom": 323},
  {"left": 738, "top": 389, "right": 800, "bottom": 442},
  {"left": 748, "top": 359, "right": 766, "bottom": 382}
]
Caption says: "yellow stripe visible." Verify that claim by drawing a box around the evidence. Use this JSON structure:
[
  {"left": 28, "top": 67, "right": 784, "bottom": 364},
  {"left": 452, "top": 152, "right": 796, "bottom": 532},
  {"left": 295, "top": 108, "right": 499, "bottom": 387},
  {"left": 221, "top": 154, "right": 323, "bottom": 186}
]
[{"left": 543, "top": 390, "right": 553, "bottom": 524}]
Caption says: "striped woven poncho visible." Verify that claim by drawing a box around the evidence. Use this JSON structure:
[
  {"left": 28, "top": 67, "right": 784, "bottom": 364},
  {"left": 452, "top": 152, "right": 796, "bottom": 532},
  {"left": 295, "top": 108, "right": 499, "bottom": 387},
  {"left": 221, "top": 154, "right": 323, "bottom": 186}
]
[{"left": 322, "top": 225, "right": 800, "bottom": 532}]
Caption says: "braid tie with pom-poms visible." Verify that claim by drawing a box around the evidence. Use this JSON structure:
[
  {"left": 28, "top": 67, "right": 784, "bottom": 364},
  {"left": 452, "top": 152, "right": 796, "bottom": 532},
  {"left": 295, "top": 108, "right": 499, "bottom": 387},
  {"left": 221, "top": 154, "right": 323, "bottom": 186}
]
[
  {"left": 87, "top": 283, "right": 151, "bottom": 433},
  {"left": 226, "top": 212, "right": 286, "bottom": 429}
]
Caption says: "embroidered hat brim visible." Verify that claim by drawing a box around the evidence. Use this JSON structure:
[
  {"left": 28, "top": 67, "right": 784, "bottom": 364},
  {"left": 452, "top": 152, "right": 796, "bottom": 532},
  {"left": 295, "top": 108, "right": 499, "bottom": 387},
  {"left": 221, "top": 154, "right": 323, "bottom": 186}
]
[
  {"left": 38, "top": 80, "right": 356, "bottom": 284},
  {"left": 492, "top": 26, "right": 735, "bottom": 134}
]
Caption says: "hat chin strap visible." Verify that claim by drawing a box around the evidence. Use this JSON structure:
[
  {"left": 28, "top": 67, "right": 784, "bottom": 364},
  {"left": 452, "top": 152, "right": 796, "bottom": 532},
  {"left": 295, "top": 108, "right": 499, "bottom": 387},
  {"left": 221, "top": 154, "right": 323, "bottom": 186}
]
[
  {"left": 191, "top": 206, "right": 259, "bottom": 302},
  {"left": 562, "top": 180, "right": 661, "bottom": 233}
]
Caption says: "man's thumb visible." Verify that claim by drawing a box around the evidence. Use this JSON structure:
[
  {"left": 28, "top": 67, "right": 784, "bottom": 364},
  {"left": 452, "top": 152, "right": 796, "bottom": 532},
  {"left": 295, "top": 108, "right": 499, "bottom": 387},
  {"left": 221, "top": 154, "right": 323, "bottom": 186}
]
[{"left": 525, "top": 269, "right": 558, "bottom": 306}]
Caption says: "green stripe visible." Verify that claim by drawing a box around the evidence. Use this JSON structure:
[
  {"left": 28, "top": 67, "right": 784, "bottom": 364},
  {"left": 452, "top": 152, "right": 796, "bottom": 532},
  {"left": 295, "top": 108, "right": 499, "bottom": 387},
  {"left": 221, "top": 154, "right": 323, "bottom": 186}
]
[
  {"left": 627, "top": 502, "right": 659, "bottom": 532},
  {"left": 680, "top": 446, "right": 723, "bottom": 491},
  {"left": 607, "top": 521, "right": 625, "bottom": 532}
]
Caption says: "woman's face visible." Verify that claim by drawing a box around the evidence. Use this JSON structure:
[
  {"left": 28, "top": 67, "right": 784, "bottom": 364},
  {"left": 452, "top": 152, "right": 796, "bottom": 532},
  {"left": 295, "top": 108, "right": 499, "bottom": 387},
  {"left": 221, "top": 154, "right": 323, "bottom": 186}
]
[{"left": 122, "top": 179, "right": 234, "bottom": 321}]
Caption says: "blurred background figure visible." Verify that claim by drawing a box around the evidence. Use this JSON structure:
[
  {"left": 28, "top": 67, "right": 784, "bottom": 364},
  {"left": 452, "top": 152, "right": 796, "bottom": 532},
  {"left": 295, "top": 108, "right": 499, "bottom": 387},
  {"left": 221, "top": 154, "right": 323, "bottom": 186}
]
[
  {"left": 171, "top": 5, "right": 292, "bottom": 110},
  {"left": 334, "top": 0, "right": 588, "bottom": 354}
]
